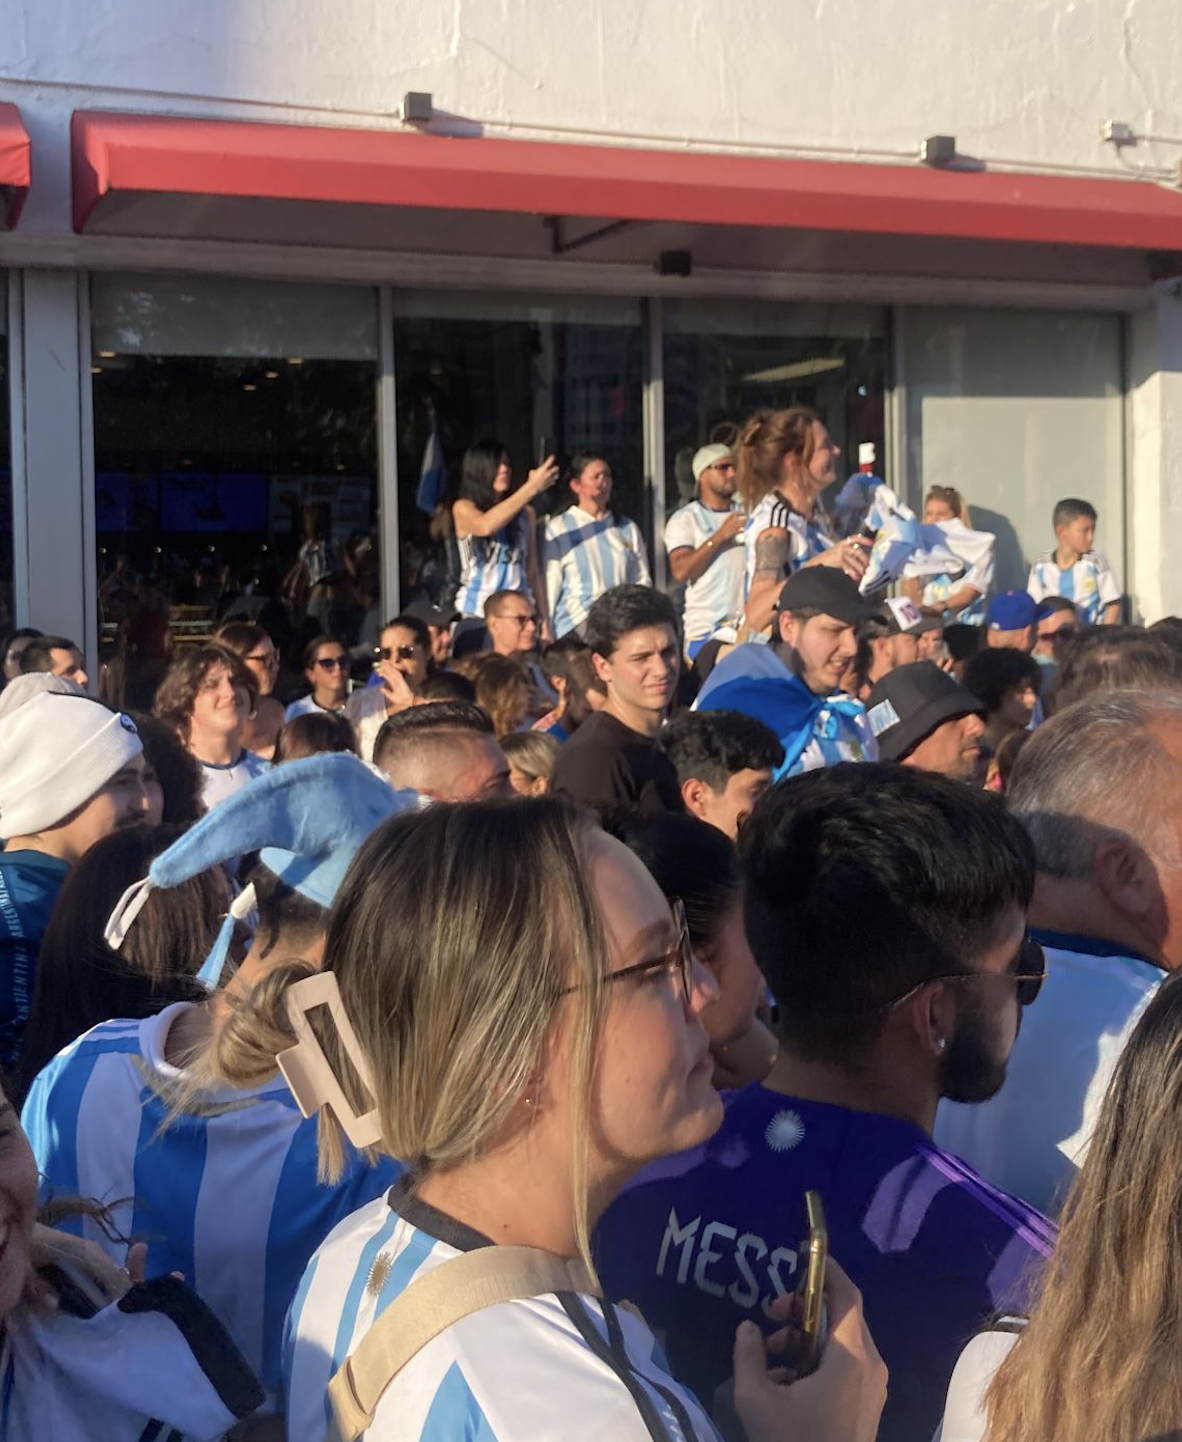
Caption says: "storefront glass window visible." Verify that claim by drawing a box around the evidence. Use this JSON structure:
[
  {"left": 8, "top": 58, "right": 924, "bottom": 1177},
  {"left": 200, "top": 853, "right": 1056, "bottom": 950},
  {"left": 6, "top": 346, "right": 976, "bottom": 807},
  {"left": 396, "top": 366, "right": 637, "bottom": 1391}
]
[
  {"left": 90, "top": 275, "right": 379, "bottom": 708},
  {"left": 662, "top": 300, "right": 889, "bottom": 518},
  {"left": 392, "top": 292, "right": 643, "bottom": 611},
  {"left": 902, "top": 307, "right": 1124, "bottom": 593}
]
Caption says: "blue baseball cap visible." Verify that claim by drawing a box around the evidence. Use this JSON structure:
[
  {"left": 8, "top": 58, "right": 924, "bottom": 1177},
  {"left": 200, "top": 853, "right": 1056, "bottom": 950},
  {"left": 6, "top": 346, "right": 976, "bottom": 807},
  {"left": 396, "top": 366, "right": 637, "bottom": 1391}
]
[{"left": 986, "top": 589, "right": 1038, "bottom": 632}]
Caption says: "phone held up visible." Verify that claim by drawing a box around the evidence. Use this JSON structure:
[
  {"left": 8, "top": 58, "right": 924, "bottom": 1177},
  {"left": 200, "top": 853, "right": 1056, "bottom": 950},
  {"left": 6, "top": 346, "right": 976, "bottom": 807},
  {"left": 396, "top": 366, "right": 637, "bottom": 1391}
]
[{"left": 794, "top": 1189, "right": 828, "bottom": 1378}]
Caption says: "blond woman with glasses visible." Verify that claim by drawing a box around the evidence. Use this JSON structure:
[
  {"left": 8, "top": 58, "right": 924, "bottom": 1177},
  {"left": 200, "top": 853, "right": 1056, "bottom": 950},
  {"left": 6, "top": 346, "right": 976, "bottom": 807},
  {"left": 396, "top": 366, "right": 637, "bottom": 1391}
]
[{"left": 258, "top": 798, "right": 885, "bottom": 1442}]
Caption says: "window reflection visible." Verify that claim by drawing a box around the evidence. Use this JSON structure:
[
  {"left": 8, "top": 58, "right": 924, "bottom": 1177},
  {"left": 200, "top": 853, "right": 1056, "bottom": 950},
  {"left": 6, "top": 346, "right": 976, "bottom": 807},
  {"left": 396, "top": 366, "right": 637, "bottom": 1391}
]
[
  {"left": 90, "top": 278, "right": 379, "bottom": 711},
  {"left": 662, "top": 301, "right": 888, "bottom": 516},
  {"left": 394, "top": 295, "right": 644, "bottom": 611}
]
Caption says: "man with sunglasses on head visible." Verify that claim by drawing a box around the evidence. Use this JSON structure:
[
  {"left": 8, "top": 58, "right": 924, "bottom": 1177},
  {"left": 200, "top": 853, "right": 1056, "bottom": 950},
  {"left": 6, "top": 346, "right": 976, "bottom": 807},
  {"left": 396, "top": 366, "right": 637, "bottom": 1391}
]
[
  {"left": 284, "top": 635, "right": 350, "bottom": 723},
  {"left": 596, "top": 763, "right": 1053, "bottom": 1442},
  {"left": 937, "top": 690, "right": 1182, "bottom": 1217},
  {"left": 664, "top": 444, "right": 747, "bottom": 661}
]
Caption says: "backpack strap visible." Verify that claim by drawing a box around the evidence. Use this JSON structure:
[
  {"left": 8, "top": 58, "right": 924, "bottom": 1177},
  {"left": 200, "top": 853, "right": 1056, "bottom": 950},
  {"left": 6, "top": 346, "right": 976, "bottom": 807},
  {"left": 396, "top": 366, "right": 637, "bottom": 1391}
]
[{"left": 328, "top": 1245, "right": 596, "bottom": 1442}]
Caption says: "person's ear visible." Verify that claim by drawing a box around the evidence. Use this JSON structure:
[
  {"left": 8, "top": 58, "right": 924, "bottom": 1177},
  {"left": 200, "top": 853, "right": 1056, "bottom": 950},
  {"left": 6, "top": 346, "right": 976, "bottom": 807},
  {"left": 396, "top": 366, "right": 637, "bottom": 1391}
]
[
  {"left": 681, "top": 777, "right": 711, "bottom": 821},
  {"left": 591, "top": 650, "right": 612, "bottom": 686},
  {"left": 778, "top": 612, "right": 796, "bottom": 647},
  {"left": 1093, "top": 835, "right": 1158, "bottom": 922},
  {"left": 896, "top": 980, "right": 956, "bottom": 1062}
]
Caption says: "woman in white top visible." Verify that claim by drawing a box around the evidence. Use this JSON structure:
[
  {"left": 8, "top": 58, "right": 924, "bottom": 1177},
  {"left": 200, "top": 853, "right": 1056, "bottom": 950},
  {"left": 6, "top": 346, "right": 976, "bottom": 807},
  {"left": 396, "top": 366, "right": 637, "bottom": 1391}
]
[
  {"left": 737, "top": 408, "right": 869, "bottom": 636},
  {"left": 452, "top": 439, "right": 558, "bottom": 623},
  {"left": 939, "top": 971, "right": 1182, "bottom": 1442},
  {"left": 153, "top": 643, "right": 269, "bottom": 812},
  {"left": 276, "top": 798, "right": 885, "bottom": 1442},
  {"left": 903, "top": 487, "right": 995, "bottom": 626}
]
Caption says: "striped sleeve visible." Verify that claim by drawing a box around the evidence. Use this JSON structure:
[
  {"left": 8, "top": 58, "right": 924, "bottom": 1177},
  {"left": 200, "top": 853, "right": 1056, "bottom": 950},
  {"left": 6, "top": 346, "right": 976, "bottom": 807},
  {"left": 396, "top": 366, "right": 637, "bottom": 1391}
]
[
  {"left": 1092, "top": 551, "right": 1121, "bottom": 606},
  {"left": 1025, "top": 554, "right": 1052, "bottom": 602}
]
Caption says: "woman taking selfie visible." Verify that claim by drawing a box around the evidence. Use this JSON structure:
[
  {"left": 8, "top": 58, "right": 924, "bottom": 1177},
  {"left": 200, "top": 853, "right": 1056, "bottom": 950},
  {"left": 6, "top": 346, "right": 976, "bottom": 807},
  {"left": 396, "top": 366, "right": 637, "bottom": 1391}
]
[
  {"left": 451, "top": 439, "right": 558, "bottom": 623},
  {"left": 273, "top": 798, "right": 884, "bottom": 1442}
]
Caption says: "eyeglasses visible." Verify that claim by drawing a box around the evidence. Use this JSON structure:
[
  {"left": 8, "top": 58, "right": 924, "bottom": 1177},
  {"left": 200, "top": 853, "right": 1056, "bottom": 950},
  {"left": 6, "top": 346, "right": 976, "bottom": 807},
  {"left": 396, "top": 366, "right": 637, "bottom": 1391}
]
[
  {"left": 886, "top": 936, "right": 1046, "bottom": 1011},
  {"left": 377, "top": 644, "right": 419, "bottom": 661},
  {"left": 315, "top": 656, "right": 348, "bottom": 671},
  {"left": 557, "top": 899, "right": 693, "bottom": 1003},
  {"left": 247, "top": 651, "right": 279, "bottom": 668},
  {"left": 496, "top": 613, "right": 537, "bottom": 627}
]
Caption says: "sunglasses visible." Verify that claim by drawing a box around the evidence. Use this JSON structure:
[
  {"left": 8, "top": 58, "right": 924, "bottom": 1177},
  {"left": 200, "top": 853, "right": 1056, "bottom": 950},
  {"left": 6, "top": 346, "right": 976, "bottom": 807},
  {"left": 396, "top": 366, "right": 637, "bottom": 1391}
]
[
  {"left": 1037, "top": 627, "right": 1077, "bottom": 643},
  {"left": 247, "top": 651, "right": 279, "bottom": 668},
  {"left": 315, "top": 656, "right": 348, "bottom": 671},
  {"left": 558, "top": 899, "right": 694, "bottom": 1003},
  {"left": 377, "top": 644, "right": 419, "bottom": 661},
  {"left": 497, "top": 613, "right": 538, "bottom": 627},
  {"left": 887, "top": 936, "right": 1046, "bottom": 1011}
]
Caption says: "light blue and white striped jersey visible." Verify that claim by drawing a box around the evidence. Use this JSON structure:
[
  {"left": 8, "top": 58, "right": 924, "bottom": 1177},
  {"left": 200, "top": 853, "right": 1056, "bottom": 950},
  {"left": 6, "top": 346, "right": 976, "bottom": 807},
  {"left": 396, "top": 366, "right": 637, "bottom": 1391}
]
[
  {"left": 284, "top": 1181, "right": 723, "bottom": 1442},
  {"left": 1027, "top": 548, "right": 1120, "bottom": 627},
  {"left": 543, "top": 507, "right": 653, "bottom": 637},
  {"left": 21, "top": 1003, "right": 401, "bottom": 1402},
  {"left": 743, "top": 493, "right": 837, "bottom": 597},
  {"left": 454, "top": 512, "right": 533, "bottom": 618}
]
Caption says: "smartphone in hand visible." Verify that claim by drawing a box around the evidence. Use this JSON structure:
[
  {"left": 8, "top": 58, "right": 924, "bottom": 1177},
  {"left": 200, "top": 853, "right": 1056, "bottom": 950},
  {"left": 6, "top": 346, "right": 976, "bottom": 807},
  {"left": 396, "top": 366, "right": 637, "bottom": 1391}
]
[{"left": 794, "top": 1190, "right": 828, "bottom": 1377}]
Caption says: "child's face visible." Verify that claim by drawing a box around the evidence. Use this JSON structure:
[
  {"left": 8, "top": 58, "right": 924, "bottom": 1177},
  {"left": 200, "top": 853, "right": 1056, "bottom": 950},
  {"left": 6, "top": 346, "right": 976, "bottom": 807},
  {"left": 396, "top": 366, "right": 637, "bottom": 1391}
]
[{"left": 1057, "top": 516, "right": 1095, "bottom": 555}]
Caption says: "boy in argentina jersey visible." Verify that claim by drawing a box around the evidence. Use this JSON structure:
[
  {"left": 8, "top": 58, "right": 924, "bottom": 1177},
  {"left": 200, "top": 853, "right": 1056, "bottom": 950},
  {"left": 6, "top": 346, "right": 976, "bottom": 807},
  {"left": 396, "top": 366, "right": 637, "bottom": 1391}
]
[
  {"left": 596, "top": 765, "right": 1055, "bottom": 1442},
  {"left": 1026, "top": 497, "right": 1120, "bottom": 628},
  {"left": 694, "top": 569, "right": 880, "bottom": 779},
  {"left": 22, "top": 754, "right": 414, "bottom": 1403},
  {"left": 285, "top": 1179, "right": 722, "bottom": 1442}
]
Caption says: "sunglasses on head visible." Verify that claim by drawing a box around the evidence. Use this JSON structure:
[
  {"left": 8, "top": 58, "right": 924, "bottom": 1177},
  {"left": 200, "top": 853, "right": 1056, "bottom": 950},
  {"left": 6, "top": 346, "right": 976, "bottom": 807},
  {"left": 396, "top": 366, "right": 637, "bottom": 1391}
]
[{"left": 377, "top": 644, "right": 418, "bottom": 661}]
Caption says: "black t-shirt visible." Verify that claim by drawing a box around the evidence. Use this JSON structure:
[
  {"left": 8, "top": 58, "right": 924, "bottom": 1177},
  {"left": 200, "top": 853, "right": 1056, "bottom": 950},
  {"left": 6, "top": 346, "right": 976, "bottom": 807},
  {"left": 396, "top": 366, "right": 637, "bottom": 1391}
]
[{"left": 550, "top": 711, "right": 684, "bottom": 814}]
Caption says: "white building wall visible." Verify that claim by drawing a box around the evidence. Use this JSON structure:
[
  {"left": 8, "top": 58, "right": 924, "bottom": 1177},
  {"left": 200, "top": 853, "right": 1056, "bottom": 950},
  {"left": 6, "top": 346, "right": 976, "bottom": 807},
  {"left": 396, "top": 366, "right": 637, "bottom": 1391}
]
[
  {"left": 3, "top": 0, "right": 1182, "bottom": 620},
  {"left": 4, "top": 0, "right": 1182, "bottom": 239}
]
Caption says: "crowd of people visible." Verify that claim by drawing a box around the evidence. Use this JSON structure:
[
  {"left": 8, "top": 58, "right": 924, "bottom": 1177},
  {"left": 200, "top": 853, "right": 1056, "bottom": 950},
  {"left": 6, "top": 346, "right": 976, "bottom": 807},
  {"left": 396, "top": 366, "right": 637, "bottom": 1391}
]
[{"left": 0, "top": 402, "right": 1176, "bottom": 1442}]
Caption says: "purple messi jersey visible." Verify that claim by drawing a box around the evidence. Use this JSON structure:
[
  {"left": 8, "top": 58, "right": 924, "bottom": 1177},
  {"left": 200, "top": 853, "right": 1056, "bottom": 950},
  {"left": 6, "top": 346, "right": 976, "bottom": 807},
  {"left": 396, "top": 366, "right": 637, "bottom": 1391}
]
[{"left": 595, "top": 1085, "right": 1055, "bottom": 1442}]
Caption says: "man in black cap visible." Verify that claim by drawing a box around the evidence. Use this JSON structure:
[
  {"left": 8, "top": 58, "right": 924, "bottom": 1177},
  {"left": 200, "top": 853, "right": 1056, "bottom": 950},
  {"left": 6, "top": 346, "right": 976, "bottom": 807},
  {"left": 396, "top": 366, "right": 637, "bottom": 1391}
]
[
  {"left": 403, "top": 599, "right": 456, "bottom": 668},
  {"left": 695, "top": 568, "right": 881, "bottom": 777},
  {"left": 866, "top": 661, "right": 985, "bottom": 780}
]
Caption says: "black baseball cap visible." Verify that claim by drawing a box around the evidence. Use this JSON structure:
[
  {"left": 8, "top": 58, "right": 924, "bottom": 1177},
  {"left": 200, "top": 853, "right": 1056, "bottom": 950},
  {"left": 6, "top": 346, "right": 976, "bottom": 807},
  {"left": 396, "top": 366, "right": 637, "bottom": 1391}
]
[
  {"left": 776, "top": 568, "right": 881, "bottom": 626},
  {"left": 403, "top": 600, "right": 458, "bottom": 629},
  {"left": 865, "top": 661, "right": 985, "bottom": 762}
]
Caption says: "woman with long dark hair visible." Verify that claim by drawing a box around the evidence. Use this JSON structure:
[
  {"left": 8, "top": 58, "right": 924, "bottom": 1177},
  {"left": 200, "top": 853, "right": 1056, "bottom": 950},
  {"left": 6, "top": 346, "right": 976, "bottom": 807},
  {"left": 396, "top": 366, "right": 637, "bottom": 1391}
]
[{"left": 451, "top": 439, "right": 557, "bottom": 624}]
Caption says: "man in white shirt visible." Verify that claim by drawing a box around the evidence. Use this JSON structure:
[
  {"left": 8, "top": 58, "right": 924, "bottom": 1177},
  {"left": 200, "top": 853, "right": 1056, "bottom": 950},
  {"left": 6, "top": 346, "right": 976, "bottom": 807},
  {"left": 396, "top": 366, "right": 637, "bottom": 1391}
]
[
  {"left": 935, "top": 689, "right": 1182, "bottom": 1214},
  {"left": 543, "top": 455, "right": 651, "bottom": 638},
  {"left": 663, "top": 444, "right": 746, "bottom": 658}
]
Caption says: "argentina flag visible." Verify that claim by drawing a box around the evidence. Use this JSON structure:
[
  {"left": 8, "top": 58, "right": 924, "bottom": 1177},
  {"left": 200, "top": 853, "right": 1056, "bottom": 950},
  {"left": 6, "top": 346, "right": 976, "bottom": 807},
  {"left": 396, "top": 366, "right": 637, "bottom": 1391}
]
[{"left": 415, "top": 408, "right": 446, "bottom": 515}]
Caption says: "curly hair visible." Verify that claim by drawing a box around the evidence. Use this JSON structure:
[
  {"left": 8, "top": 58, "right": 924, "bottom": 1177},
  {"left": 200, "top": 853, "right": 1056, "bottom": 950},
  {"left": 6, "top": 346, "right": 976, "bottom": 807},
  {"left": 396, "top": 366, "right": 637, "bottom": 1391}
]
[{"left": 153, "top": 644, "right": 258, "bottom": 741}]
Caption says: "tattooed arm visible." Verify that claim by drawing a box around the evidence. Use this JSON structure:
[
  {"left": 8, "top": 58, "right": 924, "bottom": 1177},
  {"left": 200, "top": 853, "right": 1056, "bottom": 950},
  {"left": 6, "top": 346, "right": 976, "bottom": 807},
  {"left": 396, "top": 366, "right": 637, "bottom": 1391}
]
[{"left": 743, "top": 527, "right": 789, "bottom": 636}]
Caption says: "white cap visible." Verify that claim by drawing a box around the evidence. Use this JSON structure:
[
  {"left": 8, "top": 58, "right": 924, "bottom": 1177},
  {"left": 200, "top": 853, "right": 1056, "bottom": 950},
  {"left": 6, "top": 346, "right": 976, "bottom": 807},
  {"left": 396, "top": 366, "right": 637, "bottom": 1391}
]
[
  {"left": 0, "top": 693, "right": 143, "bottom": 840},
  {"left": 692, "top": 443, "right": 734, "bottom": 482},
  {"left": 858, "top": 442, "right": 876, "bottom": 467}
]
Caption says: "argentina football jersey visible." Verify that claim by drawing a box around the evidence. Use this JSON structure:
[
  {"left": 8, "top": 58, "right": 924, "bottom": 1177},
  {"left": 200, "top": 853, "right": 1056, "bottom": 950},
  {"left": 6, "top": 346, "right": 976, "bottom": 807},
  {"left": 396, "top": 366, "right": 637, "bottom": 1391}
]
[
  {"left": 21, "top": 1003, "right": 400, "bottom": 1403},
  {"left": 285, "top": 1181, "right": 722, "bottom": 1442}
]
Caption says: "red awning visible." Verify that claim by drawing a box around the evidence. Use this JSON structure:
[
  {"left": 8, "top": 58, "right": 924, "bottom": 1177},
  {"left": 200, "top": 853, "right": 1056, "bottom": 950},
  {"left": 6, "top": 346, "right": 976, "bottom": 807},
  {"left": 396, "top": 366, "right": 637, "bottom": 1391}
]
[
  {"left": 71, "top": 108, "right": 1182, "bottom": 253},
  {"left": 0, "top": 104, "right": 31, "bottom": 228}
]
